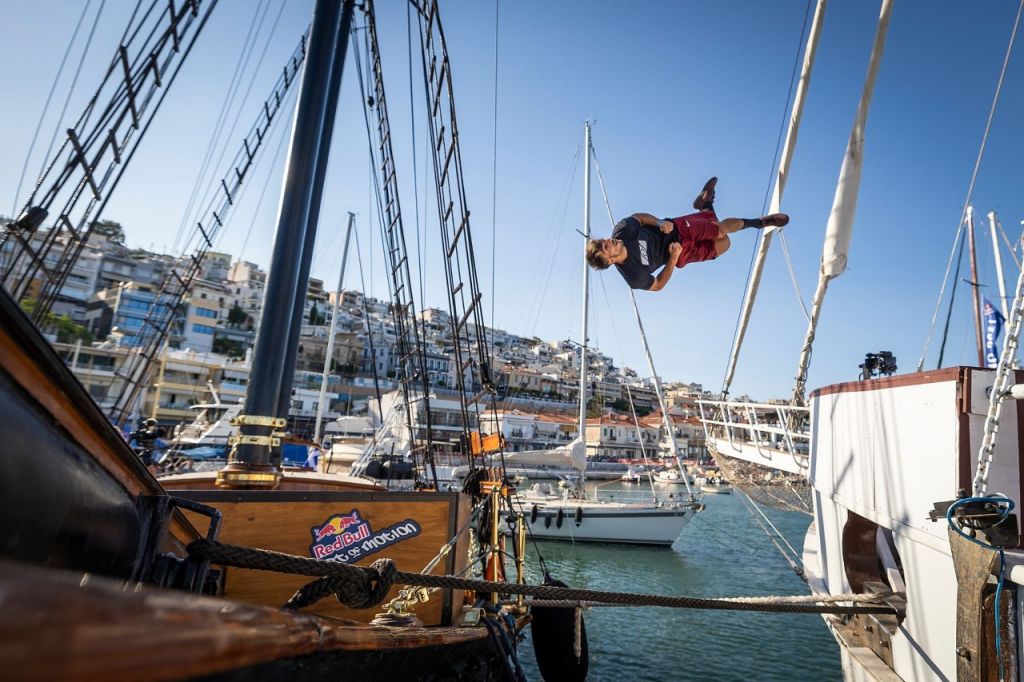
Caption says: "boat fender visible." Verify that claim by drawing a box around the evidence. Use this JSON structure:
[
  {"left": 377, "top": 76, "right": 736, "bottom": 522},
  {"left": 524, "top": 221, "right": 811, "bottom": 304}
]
[
  {"left": 545, "top": 512, "right": 552, "bottom": 528},
  {"left": 530, "top": 575, "right": 589, "bottom": 682},
  {"left": 530, "top": 504, "right": 539, "bottom": 524},
  {"left": 574, "top": 506, "right": 583, "bottom": 527},
  {"left": 556, "top": 508, "right": 564, "bottom": 529}
]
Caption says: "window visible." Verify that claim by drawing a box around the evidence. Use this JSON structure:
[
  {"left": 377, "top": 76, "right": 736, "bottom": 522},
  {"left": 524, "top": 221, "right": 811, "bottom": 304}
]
[
  {"left": 195, "top": 308, "right": 217, "bottom": 319},
  {"left": 192, "top": 323, "right": 215, "bottom": 335}
]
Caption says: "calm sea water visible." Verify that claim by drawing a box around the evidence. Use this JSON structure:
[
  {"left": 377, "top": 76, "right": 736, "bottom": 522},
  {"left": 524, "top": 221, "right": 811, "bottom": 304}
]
[{"left": 514, "top": 484, "right": 842, "bottom": 681}]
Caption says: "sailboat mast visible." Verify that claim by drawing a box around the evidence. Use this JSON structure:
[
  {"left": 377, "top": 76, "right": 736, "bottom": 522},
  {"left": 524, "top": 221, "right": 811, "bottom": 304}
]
[
  {"left": 989, "top": 210, "right": 1010, "bottom": 319},
  {"left": 967, "top": 206, "right": 985, "bottom": 365},
  {"left": 314, "top": 212, "right": 355, "bottom": 447},
  {"left": 579, "top": 122, "right": 592, "bottom": 444}
]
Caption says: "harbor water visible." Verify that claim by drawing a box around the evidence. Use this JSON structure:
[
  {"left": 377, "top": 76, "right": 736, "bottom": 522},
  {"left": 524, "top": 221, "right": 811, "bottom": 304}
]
[{"left": 516, "top": 483, "right": 842, "bottom": 681}]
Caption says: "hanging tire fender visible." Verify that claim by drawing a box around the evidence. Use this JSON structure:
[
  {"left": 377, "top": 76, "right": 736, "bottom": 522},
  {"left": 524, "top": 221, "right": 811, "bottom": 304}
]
[
  {"left": 556, "top": 508, "right": 564, "bottom": 529},
  {"left": 530, "top": 504, "right": 539, "bottom": 524},
  {"left": 574, "top": 506, "right": 583, "bottom": 527}
]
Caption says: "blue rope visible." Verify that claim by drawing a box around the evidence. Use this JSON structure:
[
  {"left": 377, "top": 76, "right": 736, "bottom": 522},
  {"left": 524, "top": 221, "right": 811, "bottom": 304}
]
[{"left": 946, "top": 495, "right": 1015, "bottom": 681}]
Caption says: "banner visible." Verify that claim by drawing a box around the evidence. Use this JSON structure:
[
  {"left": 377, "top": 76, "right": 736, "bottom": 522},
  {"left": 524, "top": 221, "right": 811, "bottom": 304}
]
[{"left": 983, "top": 298, "right": 1005, "bottom": 369}]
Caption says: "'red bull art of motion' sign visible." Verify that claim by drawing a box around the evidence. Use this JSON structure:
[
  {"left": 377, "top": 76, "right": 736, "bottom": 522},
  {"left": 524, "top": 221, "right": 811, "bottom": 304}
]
[{"left": 309, "top": 509, "right": 422, "bottom": 564}]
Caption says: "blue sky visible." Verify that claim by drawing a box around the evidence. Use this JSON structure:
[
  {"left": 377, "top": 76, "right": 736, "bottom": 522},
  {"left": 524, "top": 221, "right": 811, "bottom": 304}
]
[{"left": 1, "top": 0, "right": 1023, "bottom": 399}]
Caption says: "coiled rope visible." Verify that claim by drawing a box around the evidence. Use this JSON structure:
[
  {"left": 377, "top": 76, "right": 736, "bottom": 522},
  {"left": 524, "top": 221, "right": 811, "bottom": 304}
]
[{"left": 188, "top": 538, "right": 900, "bottom": 616}]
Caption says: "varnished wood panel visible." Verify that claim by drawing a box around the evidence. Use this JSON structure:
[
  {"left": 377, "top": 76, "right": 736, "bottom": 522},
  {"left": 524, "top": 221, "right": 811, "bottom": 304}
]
[
  {"left": 0, "top": 560, "right": 487, "bottom": 682},
  {"left": 177, "top": 491, "right": 471, "bottom": 625}
]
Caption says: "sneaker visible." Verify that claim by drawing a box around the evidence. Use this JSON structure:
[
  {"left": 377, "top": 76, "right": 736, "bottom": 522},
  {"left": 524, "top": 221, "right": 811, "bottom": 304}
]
[
  {"left": 692, "top": 176, "right": 717, "bottom": 211},
  {"left": 760, "top": 213, "right": 789, "bottom": 228}
]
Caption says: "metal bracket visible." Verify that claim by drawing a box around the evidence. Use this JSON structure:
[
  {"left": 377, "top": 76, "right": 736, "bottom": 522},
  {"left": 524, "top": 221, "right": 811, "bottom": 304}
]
[
  {"left": 229, "top": 433, "right": 282, "bottom": 447},
  {"left": 230, "top": 414, "right": 287, "bottom": 428}
]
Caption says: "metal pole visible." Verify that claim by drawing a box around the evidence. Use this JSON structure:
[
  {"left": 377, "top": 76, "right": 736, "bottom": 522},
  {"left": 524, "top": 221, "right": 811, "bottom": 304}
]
[
  {"left": 967, "top": 206, "right": 985, "bottom": 366},
  {"left": 489, "top": 487, "right": 501, "bottom": 606},
  {"left": 314, "top": 212, "right": 355, "bottom": 446},
  {"left": 515, "top": 512, "right": 526, "bottom": 611},
  {"left": 989, "top": 210, "right": 1010, "bottom": 320},
  {"left": 578, "top": 122, "right": 591, "bottom": 449},
  {"left": 227, "top": 0, "right": 355, "bottom": 482},
  {"left": 151, "top": 346, "right": 166, "bottom": 420}
]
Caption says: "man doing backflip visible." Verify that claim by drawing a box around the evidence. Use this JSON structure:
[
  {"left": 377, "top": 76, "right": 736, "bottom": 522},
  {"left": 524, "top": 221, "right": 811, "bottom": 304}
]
[{"left": 585, "top": 177, "right": 789, "bottom": 291}]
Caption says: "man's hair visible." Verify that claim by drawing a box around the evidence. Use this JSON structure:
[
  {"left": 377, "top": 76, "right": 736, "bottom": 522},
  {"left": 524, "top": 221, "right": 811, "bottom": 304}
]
[{"left": 585, "top": 240, "right": 610, "bottom": 270}]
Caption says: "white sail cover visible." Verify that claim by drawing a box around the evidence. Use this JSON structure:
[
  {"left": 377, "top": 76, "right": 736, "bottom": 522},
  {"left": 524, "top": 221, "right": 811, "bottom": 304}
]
[{"left": 821, "top": 0, "right": 892, "bottom": 278}]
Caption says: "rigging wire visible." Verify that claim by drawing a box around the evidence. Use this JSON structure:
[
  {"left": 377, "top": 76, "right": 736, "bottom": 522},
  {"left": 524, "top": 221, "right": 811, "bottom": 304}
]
[
  {"left": 353, "top": 224, "right": 383, "bottom": 417},
  {"left": 490, "top": 0, "right": 501, "bottom": 341},
  {"left": 10, "top": 0, "right": 97, "bottom": 217},
  {"left": 171, "top": 0, "right": 276, "bottom": 253},
  {"left": 35, "top": 0, "right": 108, "bottom": 201},
  {"left": 996, "top": 217, "right": 1023, "bottom": 270},
  {"left": 406, "top": 3, "right": 424, "bottom": 309},
  {"left": 738, "top": 491, "right": 805, "bottom": 578},
  {"left": 936, "top": 228, "right": 967, "bottom": 368},
  {"left": 722, "top": 0, "right": 815, "bottom": 371},
  {"left": 512, "top": 143, "right": 582, "bottom": 337},
  {"left": 235, "top": 72, "right": 297, "bottom": 262},
  {"left": 919, "top": 0, "right": 1024, "bottom": 371},
  {"left": 777, "top": 231, "right": 810, "bottom": 320}
]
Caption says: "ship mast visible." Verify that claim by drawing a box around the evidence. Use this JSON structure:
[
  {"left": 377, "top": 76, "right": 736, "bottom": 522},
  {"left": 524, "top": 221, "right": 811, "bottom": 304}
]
[
  {"left": 578, "top": 122, "right": 592, "bottom": 453},
  {"left": 223, "top": 0, "right": 356, "bottom": 487}
]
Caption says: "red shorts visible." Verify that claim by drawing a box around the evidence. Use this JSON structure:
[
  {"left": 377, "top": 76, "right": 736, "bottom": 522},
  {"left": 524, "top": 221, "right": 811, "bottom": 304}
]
[{"left": 671, "top": 210, "right": 721, "bottom": 267}]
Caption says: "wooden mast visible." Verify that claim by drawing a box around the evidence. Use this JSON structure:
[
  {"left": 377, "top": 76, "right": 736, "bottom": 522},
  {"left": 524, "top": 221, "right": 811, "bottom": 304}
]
[{"left": 967, "top": 206, "right": 985, "bottom": 366}]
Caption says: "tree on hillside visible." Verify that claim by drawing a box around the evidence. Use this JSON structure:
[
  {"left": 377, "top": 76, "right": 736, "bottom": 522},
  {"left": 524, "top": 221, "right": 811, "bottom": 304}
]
[{"left": 92, "top": 219, "right": 126, "bottom": 245}]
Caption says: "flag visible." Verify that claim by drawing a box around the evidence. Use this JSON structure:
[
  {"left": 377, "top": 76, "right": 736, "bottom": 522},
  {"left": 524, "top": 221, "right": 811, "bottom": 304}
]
[{"left": 983, "top": 298, "right": 1005, "bottom": 369}]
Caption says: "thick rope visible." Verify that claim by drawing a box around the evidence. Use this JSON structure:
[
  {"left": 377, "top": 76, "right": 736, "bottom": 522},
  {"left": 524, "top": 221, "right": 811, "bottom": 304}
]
[
  {"left": 188, "top": 538, "right": 899, "bottom": 616},
  {"left": 527, "top": 592, "right": 889, "bottom": 609}
]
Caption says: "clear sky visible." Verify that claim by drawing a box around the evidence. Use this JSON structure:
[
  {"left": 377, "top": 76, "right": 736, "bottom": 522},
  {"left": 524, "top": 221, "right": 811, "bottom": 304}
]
[{"left": 1, "top": 0, "right": 1023, "bottom": 399}]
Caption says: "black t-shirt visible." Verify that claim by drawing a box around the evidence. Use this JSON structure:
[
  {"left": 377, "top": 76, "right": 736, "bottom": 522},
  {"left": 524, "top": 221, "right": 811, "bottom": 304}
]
[{"left": 612, "top": 217, "right": 679, "bottom": 290}]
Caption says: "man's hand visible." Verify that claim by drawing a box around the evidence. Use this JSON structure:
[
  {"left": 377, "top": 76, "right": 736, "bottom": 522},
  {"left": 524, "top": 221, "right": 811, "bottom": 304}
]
[
  {"left": 659, "top": 219, "right": 674, "bottom": 234},
  {"left": 668, "top": 242, "right": 682, "bottom": 262}
]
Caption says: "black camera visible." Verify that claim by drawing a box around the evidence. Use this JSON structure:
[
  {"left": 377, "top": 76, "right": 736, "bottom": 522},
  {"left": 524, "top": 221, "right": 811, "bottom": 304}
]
[{"left": 859, "top": 351, "right": 897, "bottom": 380}]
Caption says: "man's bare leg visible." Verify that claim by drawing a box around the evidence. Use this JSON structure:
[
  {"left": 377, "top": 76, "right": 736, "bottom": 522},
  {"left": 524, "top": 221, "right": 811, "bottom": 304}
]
[
  {"left": 716, "top": 218, "right": 744, "bottom": 237},
  {"left": 714, "top": 235, "right": 731, "bottom": 256}
]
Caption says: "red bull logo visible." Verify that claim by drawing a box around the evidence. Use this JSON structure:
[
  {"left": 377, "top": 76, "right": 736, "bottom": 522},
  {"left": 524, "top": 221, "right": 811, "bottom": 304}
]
[
  {"left": 312, "top": 511, "right": 363, "bottom": 542},
  {"left": 308, "top": 509, "right": 421, "bottom": 564}
]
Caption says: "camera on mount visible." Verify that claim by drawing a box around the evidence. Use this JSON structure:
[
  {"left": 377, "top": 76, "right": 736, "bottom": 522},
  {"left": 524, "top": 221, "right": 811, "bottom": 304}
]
[{"left": 859, "top": 351, "right": 897, "bottom": 380}]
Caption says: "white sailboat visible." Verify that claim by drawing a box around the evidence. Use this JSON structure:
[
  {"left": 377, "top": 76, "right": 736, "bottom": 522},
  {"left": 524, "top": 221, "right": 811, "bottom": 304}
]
[{"left": 514, "top": 122, "right": 699, "bottom": 546}]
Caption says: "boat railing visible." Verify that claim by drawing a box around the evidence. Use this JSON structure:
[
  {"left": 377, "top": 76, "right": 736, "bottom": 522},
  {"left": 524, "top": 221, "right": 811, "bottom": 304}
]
[
  {"left": 696, "top": 398, "right": 810, "bottom": 461},
  {"left": 589, "top": 488, "right": 660, "bottom": 505}
]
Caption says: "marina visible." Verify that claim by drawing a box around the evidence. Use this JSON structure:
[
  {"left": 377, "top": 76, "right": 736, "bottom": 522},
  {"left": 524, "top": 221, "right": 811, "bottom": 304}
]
[{"left": 1, "top": 1, "right": 1023, "bottom": 680}]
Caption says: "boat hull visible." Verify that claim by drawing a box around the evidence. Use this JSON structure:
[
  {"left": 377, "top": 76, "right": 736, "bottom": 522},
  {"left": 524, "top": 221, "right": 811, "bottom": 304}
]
[{"left": 517, "top": 501, "right": 693, "bottom": 545}]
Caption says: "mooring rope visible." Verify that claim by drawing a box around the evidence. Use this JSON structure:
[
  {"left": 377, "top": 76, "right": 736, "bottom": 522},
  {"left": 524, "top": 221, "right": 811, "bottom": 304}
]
[{"left": 188, "top": 538, "right": 900, "bottom": 616}]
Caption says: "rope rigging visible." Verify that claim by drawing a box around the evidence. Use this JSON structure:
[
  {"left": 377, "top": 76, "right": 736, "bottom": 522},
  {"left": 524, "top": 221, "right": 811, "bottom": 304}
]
[
  {"left": 352, "top": 6, "right": 438, "bottom": 487},
  {"left": 2, "top": 0, "right": 220, "bottom": 322},
  {"left": 10, "top": 0, "right": 105, "bottom": 218},
  {"left": 171, "top": 0, "right": 283, "bottom": 255},
  {"left": 106, "top": 32, "right": 310, "bottom": 427},
  {"left": 919, "top": 0, "right": 1024, "bottom": 371}
]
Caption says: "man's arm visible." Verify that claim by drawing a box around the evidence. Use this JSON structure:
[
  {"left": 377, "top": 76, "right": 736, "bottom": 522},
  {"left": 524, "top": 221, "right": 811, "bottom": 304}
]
[
  {"left": 633, "top": 213, "right": 675, "bottom": 234},
  {"left": 648, "top": 243, "right": 683, "bottom": 291}
]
